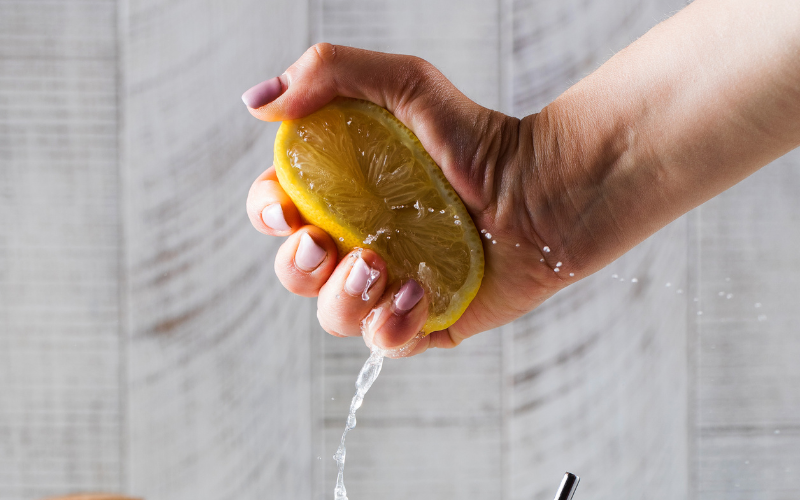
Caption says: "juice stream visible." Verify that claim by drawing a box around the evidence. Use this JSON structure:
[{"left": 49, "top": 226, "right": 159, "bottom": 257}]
[{"left": 333, "top": 348, "right": 384, "bottom": 500}]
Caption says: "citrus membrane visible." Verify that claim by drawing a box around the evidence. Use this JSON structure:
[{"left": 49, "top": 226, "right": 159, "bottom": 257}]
[{"left": 274, "top": 98, "right": 484, "bottom": 333}]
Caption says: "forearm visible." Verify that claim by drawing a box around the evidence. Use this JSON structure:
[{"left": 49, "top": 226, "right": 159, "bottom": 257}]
[{"left": 531, "top": 0, "right": 800, "bottom": 273}]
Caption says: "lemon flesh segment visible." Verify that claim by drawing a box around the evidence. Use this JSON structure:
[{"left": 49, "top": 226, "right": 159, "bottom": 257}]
[{"left": 274, "top": 98, "right": 484, "bottom": 333}]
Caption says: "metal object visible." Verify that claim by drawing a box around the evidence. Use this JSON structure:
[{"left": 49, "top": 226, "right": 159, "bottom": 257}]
[{"left": 553, "top": 472, "right": 580, "bottom": 500}]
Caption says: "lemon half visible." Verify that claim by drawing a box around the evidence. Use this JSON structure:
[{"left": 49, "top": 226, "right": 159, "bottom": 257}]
[{"left": 274, "top": 98, "right": 483, "bottom": 333}]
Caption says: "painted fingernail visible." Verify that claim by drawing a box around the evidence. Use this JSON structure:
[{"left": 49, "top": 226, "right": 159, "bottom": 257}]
[
  {"left": 261, "top": 204, "right": 290, "bottom": 232},
  {"left": 393, "top": 280, "right": 424, "bottom": 313},
  {"left": 242, "top": 76, "right": 285, "bottom": 109},
  {"left": 345, "top": 257, "right": 377, "bottom": 297},
  {"left": 295, "top": 233, "right": 326, "bottom": 271}
]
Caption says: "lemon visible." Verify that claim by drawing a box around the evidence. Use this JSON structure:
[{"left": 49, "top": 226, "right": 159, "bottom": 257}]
[{"left": 274, "top": 98, "right": 484, "bottom": 333}]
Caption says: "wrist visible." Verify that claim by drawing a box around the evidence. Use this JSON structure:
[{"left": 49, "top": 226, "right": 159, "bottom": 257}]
[{"left": 524, "top": 92, "right": 634, "bottom": 279}]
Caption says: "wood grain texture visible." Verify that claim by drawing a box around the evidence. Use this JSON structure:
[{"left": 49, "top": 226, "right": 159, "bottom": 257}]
[
  {"left": 507, "top": 1, "right": 690, "bottom": 499},
  {"left": 504, "top": 218, "right": 690, "bottom": 500},
  {"left": 510, "top": 0, "right": 685, "bottom": 116},
  {"left": 121, "top": 0, "right": 313, "bottom": 498},
  {"left": 692, "top": 149, "right": 800, "bottom": 499},
  {"left": 4, "top": 1, "right": 800, "bottom": 499},
  {"left": 0, "top": 1, "right": 123, "bottom": 498},
  {"left": 312, "top": 2, "right": 503, "bottom": 499}
]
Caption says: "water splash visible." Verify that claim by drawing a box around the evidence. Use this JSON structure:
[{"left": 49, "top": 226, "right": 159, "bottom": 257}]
[
  {"left": 333, "top": 349, "right": 385, "bottom": 500},
  {"left": 362, "top": 267, "right": 381, "bottom": 301},
  {"left": 332, "top": 320, "right": 425, "bottom": 500}
]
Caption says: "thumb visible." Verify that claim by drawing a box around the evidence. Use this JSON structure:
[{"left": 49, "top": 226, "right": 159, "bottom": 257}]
[{"left": 241, "top": 44, "right": 477, "bottom": 146}]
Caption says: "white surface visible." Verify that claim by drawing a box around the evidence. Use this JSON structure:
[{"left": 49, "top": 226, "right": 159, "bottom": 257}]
[{"left": 1, "top": 0, "right": 799, "bottom": 499}]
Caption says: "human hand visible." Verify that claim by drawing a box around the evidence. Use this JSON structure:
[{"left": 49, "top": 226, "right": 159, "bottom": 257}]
[
  {"left": 245, "top": 0, "right": 800, "bottom": 358},
  {"left": 243, "top": 44, "right": 571, "bottom": 357}
]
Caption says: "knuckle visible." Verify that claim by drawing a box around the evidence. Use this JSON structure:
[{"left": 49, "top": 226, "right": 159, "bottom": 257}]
[
  {"left": 396, "top": 56, "right": 441, "bottom": 106},
  {"left": 317, "top": 299, "right": 362, "bottom": 336},
  {"left": 309, "top": 42, "right": 338, "bottom": 68},
  {"left": 317, "top": 307, "right": 345, "bottom": 336}
]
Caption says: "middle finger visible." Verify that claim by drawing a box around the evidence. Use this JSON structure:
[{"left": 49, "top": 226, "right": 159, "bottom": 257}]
[{"left": 317, "top": 249, "right": 388, "bottom": 337}]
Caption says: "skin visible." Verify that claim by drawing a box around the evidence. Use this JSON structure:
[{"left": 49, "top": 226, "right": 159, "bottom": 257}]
[{"left": 244, "top": 0, "right": 800, "bottom": 357}]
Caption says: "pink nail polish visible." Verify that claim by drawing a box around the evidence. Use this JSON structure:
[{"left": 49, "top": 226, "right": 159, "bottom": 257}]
[
  {"left": 345, "top": 257, "right": 380, "bottom": 299},
  {"left": 242, "top": 76, "right": 285, "bottom": 109},
  {"left": 262, "top": 204, "right": 290, "bottom": 232},
  {"left": 295, "top": 233, "right": 326, "bottom": 271},
  {"left": 393, "top": 280, "right": 424, "bottom": 313}
]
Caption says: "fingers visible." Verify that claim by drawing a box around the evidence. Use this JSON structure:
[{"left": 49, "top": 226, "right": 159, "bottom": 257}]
[
  {"left": 246, "top": 166, "right": 302, "bottom": 236},
  {"left": 316, "top": 249, "right": 388, "bottom": 337},
  {"left": 313, "top": 249, "right": 430, "bottom": 357},
  {"left": 274, "top": 226, "right": 338, "bottom": 297},
  {"left": 241, "top": 44, "right": 472, "bottom": 135},
  {"left": 361, "top": 279, "right": 429, "bottom": 356}
]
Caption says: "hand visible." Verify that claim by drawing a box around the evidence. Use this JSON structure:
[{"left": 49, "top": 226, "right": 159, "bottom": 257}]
[
  {"left": 245, "top": 0, "right": 800, "bottom": 358},
  {"left": 243, "top": 44, "right": 570, "bottom": 357}
]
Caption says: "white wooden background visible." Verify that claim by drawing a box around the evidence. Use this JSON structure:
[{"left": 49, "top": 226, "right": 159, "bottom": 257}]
[{"left": 1, "top": 0, "right": 799, "bottom": 499}]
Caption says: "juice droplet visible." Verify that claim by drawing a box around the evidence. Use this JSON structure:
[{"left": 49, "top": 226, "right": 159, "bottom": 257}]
[
  {"left": 569, "top": 272, "right": 574, "bottom": 277},
  {"left": 543, "top": 246, "right": 550, "bottom": 253},
  {"left": 631, "top": 278, "right": 638, "bottom": 283},
  {"left": 362, "top": 267, "right": 381, "bottom": 301}
]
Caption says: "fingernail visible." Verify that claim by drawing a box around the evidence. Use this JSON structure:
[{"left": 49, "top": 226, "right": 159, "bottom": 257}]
[
  {"left": 295, "top": 233, "right": 326, "bottom": 271},
  {"left": 242, "top": 76, "right": 285, "bottom": 109},
  {"left": 261, "top": 204, "right": 290, "bottom": 232},
  {"left": 393, "top": 280, "right": 424, "bottom": 313},
  {"left": 345, "top": 257, "right": 375, "bottom": 296}
]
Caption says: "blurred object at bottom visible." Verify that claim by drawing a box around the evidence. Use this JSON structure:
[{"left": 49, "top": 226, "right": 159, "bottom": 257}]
[
  {"left": 41, "top": 495, "right": 141, "bottom": 500},
  {"left": 554, "top": 472, "right": 580, "bottom": 500}
]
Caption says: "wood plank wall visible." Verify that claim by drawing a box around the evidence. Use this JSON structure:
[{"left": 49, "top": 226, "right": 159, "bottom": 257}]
[
  {"left": 2, "top": 1, "right": 800, "bottom": 499},
  {"left": 694, "top": 152, "right": 800, "bottom": 499},
  {"left": 0, "top": 1, "right": 123, "bottom": 497},
  {"left": 122, "top": 1, "right": 312, "bottom": 498}
]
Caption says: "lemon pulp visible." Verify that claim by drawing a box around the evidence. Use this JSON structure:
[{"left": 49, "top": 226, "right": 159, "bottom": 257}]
[{"left": 274, "top": 98, "right": 483, "bottom": 333}]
